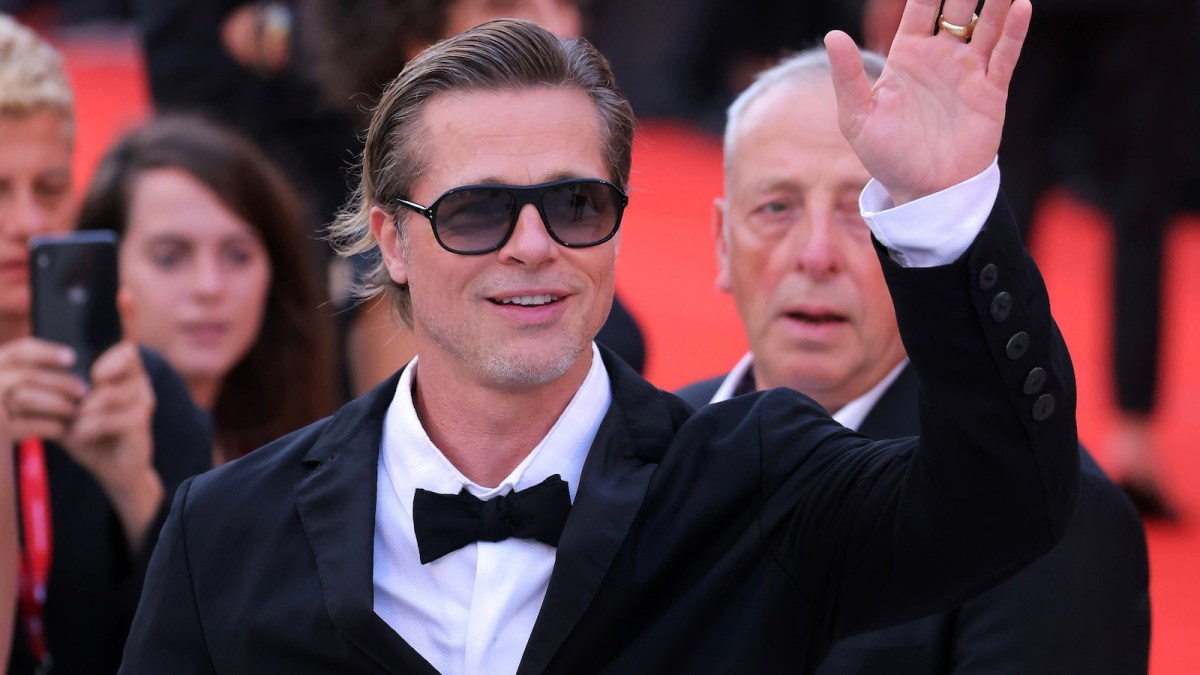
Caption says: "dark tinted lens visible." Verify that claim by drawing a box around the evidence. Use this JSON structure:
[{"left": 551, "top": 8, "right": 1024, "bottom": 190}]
[
  {"left": 434, "top": 187, "right": 515, "bottom": 252},
  {"left": 542, "top": 181, "right": 620, "bottom": 245}
]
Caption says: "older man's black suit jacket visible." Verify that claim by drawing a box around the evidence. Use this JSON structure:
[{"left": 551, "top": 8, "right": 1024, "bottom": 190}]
[
  {"left": 679, "top": 365, "right": 1149, "bottom": 674},
  {"left": 120, "top": 205, "right": 1081, "bottom": 674}
]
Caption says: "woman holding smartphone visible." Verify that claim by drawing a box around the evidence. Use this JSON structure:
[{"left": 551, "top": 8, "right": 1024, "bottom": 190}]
[
  {"left": 77, "top": 115, "right": 337, "bottom": 464},
  {"left": 0, "top": 17, "right": 212, "bottom": 675}
]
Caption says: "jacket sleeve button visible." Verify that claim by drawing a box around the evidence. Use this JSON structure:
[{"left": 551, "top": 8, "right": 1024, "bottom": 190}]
[
  {"left": 979, "top": 263, "right": 999, "bottom": 290},
  {"left": 990, "top": 292, "right": 1013, "bottom": 322},
  {"left": 1032, "top": 393, "right": 1056, "bottom": 422},
  {"left": 1006, "top": 332, "right": 1031, "bottom": 360},
  {"left": 1023, "top": 367, "right": 1047, "bottom": 395}
]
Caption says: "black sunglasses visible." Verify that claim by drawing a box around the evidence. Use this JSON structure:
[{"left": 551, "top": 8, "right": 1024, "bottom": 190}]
[{"left": 394, "top": 178, "right": 629, "bottom": 255}]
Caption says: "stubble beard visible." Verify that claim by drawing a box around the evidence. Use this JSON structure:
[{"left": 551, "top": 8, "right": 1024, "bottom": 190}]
[
  {"left": 421, "top": 312, "right": 590, "bottom": 387},
  {"left": 401, "top": 241, "right": 611, "bottom": 388}
]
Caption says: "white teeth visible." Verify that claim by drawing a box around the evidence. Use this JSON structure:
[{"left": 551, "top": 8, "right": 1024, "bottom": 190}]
[{"left": 498, "top": 294, "right": 558, "bottom": 306}]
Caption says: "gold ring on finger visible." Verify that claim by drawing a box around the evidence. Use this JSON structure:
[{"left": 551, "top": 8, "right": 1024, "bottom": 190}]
[{"left": 938, "top": 12, "right": 979, "bottom": 41}]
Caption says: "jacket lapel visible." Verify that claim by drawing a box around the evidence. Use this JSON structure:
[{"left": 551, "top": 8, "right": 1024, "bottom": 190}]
[
  {"left": 519, "top": 348, "right": 688, "bottom": 674},
  {"left": 294, "top": 369, "right": 438, "bottom": 674}
]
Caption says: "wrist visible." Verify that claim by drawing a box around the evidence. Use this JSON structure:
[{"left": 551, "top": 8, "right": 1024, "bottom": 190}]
[{"left": 101, "top": 464, "right": 164, "bottom": 551}]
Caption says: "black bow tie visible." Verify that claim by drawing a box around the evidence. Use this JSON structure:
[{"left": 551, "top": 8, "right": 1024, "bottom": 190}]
[{"left": 412, "top": 474, "right": 572, "bottom": 564}]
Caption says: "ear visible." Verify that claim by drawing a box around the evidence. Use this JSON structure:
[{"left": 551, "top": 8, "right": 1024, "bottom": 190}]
[
  {"left": 116, "top": 286, "right": 139, "bottom": 341},
  {"left": 712, "top": 198, "right": 733, "bottom": 294},
  {"left": 370, "top": 206, "right": 410, "bottom": 285}
]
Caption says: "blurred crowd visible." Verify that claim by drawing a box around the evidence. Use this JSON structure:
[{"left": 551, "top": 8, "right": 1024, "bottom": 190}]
[{"left": 0, "top": 0, "right": 1196, "bottom": 672}]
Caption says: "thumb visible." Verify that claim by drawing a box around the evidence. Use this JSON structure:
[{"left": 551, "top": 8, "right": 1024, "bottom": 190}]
[{"left": 824, "top": 31, "right": 874, "bottom": 138}]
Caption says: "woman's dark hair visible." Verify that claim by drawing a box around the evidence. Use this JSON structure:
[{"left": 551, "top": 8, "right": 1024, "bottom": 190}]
[{"left": 78, "top": 115, "right": 336, "bottom": 460}]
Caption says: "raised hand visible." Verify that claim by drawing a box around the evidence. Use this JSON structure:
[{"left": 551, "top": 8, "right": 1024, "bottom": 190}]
[
  {"left": 62, "top": 342, "right": 157, "bottom": 495},
  {"left": 0, "top": 287, "right": 166, "bottom": 552},
  {"left": 59, "top": 294, "right": 165, "bottom": 551},
  {"left": 825, "top": 0, "right": 1032, "bottom": 205}
]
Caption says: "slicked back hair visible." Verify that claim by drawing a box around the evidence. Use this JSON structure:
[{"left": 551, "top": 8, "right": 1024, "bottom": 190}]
[{"left": 327, "top": 18, "right": 634, "bottom": 327}]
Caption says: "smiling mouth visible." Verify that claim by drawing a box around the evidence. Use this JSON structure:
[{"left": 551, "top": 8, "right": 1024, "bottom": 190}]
[{"left": 491, "top": 294, "right": 562, "bottom": 307}]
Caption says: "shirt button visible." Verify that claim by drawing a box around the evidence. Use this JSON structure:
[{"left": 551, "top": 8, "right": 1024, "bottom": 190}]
[
  {"left": 1006, "top": 332, "right": 1030, "bottom": 360},
  {"left": 990, "top": 292, "right": 1012, "bottom": 322},
  {"left": 979, "top": 263, "right": 999, "bottom": 290},
  {"left": 1023, "top": 367, "right": 1047, "bottom": 395},
  {"left": 1032, "top": 393, "right": 1056, "bottom": 422}
]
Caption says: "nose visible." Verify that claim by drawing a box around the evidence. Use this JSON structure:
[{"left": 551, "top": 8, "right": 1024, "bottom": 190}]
[
  {"left": 5, "top": 192, "right": 53, "bottom": 238},
  {"left": 191, "top": 253, "right": 226, "bottom": 299},
  {"left": 498, "top": 203, "right": 557, "bottom": 267},
  {"left": 791, "top": 208, "right": 843, "bottom": 281},
  {"left": 522, "top": 0, "right": 582, "bottom": 38}
]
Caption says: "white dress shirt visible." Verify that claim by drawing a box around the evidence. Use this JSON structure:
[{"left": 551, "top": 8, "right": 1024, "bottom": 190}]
[
  {"left": 706, "top": 354, "right": 910, "bottom": 432},
  {"left": 370, "top": 162, "right": 1001, "bottom": 674},
  {"left": 373, "top": 343, "right": 611, "bottom": 675}
]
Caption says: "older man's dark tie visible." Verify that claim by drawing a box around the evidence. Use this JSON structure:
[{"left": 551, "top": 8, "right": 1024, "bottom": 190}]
[{"left": 412, "top": 474, "right": 572, "bottom": 564}]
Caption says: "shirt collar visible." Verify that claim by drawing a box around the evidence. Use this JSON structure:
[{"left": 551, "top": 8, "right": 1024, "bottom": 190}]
[
  {"left": 707, "top": 353, "right": 909, "bottom": 432},
  {"left": 380, "top": 343, "right": 611, "bottom": 523}
]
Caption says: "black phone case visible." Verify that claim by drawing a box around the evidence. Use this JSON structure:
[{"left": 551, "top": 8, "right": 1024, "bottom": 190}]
[{"left": 29, "top": 231, "right": 122, "bottom": 382}]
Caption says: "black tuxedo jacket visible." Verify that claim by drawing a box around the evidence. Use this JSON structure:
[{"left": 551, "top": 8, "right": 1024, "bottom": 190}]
[
  {"left": 680, "top": 365, "right": 1149, "bottom": 674},
  {"left": 120, "top": 205, "right": 1080, "bottom": 674}
]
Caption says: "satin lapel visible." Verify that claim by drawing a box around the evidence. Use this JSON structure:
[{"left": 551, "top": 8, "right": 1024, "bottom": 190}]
[
  {"left": 293, "top": 370, "right": 439, "bottom": 675},
  {"left": 858, "top": 364, "right": 921, "bottom": 439},
  {"left": 519, "top": 348, "right": 686, "bottom": 674}
]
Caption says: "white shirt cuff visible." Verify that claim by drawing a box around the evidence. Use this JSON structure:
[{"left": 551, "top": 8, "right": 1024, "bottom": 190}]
[{"left": 860, "top": 158, "right": 1000, "bottom": 268}]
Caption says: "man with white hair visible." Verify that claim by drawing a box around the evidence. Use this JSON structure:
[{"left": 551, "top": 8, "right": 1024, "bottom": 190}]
[{"left": 681, "top": 47, "right": 1149, "bottom": 675}]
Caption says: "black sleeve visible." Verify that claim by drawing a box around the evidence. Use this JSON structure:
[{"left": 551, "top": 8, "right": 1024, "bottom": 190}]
[
  {"left": 119, "top": 477, "right": 219, "bottom": 675},
  {"left": 115, "top": 349, "right": 213, "bottom": 618},
  {"left": 763, "top": 198, "right": 1081, "bottom": 639},
  {"left": 948, "top": 452, "right": 1150, "bottom": 674}
]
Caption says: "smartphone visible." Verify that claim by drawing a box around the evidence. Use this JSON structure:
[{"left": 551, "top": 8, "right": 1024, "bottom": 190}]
[{"left": 28, "top": 231, "right": 122, "bottom": 383}]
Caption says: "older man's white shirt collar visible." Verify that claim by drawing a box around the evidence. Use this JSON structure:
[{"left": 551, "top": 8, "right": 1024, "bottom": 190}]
[
  {"left": 706, "top": 354, "right": 909, "bottom": 431},
  {"left": 373, "top": 343, "right": 611, "bottom": 675}
]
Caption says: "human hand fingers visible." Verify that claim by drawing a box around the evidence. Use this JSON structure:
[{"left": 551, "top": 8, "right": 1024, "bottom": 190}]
[
  {"left": 65, "top": 398, "right": 155, "bottom": 483},
  {"left": 90, "top": 341, "right": 145, "bottom": 388},
  {"left": 983, "top": 0, "right": 1032, "bottom": 92},
  {"left": 73, "top": 343, "right": 154, "bottom": 450},
  {"left": 77, "top": 368, "right": 154, "bottom": 424},
  {"left": 67, "top": 403, "right": 138, "bottom": 448},
  {"left": 0, "top": 338, "right": 84, "bottom": 439},
  {"left": 824, "top": 30, "right": 873, "bottom": 139},
  {"left": 5, "top": 384, "right": 80, "bottom": 421},
  {"left": 937, "top": 0, "right": 981, "bottom": 38},
  {"left": 895, "top": 0, "right": 940, "bottom": 38},
  {"left": 9, "top": 414, "right": 71, "bottom": 442},
  {"left": 0, "top": 336, "right": 76, "bottom": 372}
]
